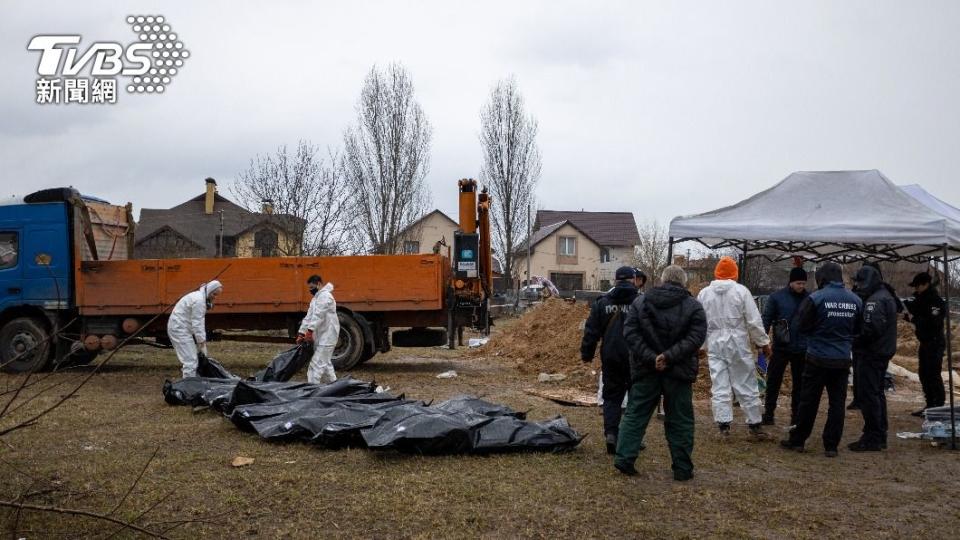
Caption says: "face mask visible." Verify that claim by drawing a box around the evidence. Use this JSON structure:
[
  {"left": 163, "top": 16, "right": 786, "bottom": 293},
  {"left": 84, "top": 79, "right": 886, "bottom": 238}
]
[
  {"left": 206, "top": 299, "right": 214, "bottom": 309},
  {"left": 309, "top": 286, "right": 319, "bottom": 296}
]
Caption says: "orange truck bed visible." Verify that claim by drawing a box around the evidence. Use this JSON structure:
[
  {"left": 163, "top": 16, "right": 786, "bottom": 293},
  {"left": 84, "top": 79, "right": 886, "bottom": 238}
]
[{"left": 76, "top": 254, "right": 449, "bottom": 316}]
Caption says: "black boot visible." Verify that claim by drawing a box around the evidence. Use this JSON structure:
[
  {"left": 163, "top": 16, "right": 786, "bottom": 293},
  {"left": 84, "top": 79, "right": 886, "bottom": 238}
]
[
  {"left": 748, "top": 423, "right": 770, "bottom": 440},
  {"left": 605, "top": 433, "right": 617, "bottom": 455}
]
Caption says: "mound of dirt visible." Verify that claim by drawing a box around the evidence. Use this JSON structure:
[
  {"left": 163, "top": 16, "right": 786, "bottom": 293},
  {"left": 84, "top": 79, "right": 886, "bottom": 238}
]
[
  {"left": 897, "top": 320, "right": 920, "bottom": 358},
  {"left": 484, "top": 299, "right": 597, "bottom": 391}
]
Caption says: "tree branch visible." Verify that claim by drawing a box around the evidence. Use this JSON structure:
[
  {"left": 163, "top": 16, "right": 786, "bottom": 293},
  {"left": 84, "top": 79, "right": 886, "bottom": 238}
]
[{"left": 0, "top": 500, "right": 169, "bottom": 539}]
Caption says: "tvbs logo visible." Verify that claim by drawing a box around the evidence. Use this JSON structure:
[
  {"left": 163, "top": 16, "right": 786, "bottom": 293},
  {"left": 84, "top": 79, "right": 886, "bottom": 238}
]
[{"left": 27, "top": 15, "right": 189, "bottom": 105}]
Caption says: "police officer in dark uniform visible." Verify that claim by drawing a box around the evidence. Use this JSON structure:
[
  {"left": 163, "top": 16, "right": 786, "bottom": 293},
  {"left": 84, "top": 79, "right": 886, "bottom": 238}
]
[
  {"left": 581, "top": 266, "right": 641, "bottom": 454},
  {"left": 904, "top": 271, "right": 947, "bottom": 416},
  {"left": 849, "top": 265, "right": 899, "bottom": 451}
]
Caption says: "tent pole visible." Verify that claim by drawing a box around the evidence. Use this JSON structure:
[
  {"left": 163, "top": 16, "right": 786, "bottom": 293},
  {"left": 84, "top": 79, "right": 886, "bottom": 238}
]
[
  {"left": 667, "top": 237, "right": 674, "bottom": 266},
  {"left": 944, "top": 245, "right": 957, "bottom": 450},
  {"left": 739, "top": 241, "right": 748, "bottom": 285}
]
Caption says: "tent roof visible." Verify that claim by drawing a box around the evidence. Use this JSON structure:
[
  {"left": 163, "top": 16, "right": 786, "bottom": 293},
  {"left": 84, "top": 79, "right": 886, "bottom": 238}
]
[
  {"left": 668, "top": 170, "right": 960, "bottom": 262},
  {"left": 900, "top": 184, "right": 960, "bottom": 224}
]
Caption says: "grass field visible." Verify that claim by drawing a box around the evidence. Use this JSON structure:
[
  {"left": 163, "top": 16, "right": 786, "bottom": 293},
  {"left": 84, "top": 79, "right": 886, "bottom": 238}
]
[{"left": 1, "top": 337, "right": 958, "bottom": 539}]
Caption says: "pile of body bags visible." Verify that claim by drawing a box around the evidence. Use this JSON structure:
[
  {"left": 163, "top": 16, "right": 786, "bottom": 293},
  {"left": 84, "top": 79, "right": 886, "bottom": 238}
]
[{"left": 162, "top": 345, "right": 583, "bottom": 455}]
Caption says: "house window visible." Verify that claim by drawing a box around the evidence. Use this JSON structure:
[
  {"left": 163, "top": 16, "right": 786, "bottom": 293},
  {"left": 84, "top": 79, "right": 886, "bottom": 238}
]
[
  {"left": 403, "top": 240, "right": 420, "bottom": 254},
  {"left": 559, "top": 236, "right": 576, "bottom": 256},
  {"left": 217, "top": 235, "right": 237, "bottom": 257},
  {"left": 254, "top": 228, "right": 279, "bottom": 257},
  {"left": 600, "top": 248, "right": 610, "bottom": 263},
  {"left": 0, "top": 232, "right": 18, "bottom": 270}
]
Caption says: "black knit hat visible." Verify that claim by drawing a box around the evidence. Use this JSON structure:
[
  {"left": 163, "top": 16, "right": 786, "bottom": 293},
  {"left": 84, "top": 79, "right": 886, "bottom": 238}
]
[{"left": 788, "top": 267, "right": 807, "bottom": 283}]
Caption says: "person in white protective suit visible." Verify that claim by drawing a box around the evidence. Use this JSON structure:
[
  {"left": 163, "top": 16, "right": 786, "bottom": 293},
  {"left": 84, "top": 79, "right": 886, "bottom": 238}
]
[
  {"left": 697, "top": 257, "right": 772, "bottom": 438},
  {"left": 296, "top": 274, "right": 340, "bottom": 384},
  {"left": 167, "top": 280, "right": 223, "bottom": 378}
]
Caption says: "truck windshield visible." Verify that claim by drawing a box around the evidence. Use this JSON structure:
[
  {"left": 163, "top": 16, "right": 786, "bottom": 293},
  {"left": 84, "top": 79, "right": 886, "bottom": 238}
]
[{"left": 0, "top": 232, "right": 17, "bottom": 269}]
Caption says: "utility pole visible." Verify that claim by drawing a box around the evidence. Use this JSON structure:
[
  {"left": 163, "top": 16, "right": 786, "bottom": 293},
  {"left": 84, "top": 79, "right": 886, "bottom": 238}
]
[
  {"left": 526, "top": 203, "right": 532, "bottom": 287},
  {"left": 218, "top": 210, "right": 224, "bottom": 257}
]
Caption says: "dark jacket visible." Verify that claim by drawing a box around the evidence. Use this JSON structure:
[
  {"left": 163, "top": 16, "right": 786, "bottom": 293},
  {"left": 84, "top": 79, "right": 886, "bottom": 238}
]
[
  {"left": 762, "top": 286, "right": 810, "bottom": 353},
  {"left": 623, "top": 282, "right": 707, "bottom": 383},
  {"left": 906, "top": 286, "right": 946, "bottom": 344},
  {"left": 797, "top": 281, "right": 863, "bottom": 368},
  {"left": 852, "top": 266, "right": 898, "bottom": 359},
  {"left": 580, "top": 282, "right": 639, "bottom": 362}
]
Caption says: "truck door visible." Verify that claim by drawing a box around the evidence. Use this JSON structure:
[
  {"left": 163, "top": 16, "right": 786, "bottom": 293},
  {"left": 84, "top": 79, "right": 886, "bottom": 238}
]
[
  {"left": 0, "top": 230, "right": 23, "bottom": 312},
  {"left": 22, "top": 223, "right": 71, "bottom": 309}
]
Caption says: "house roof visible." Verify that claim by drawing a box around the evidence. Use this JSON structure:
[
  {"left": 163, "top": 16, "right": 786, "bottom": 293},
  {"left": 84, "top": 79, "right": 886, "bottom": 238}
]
[
  {"left": 396, "top": 209, "right": 459, "bottom": 238},
  {"left": 134, "top": 224, "right": 206, "bottom": 250},
  {"left": 135, "top": 191, "right": 305, "bottom": 255},
  {"left": 534, "top": 210, "right": 640, "bottom": 247},
  {"left": 515, "top": 220, "right": 603, "bottom": 254}
]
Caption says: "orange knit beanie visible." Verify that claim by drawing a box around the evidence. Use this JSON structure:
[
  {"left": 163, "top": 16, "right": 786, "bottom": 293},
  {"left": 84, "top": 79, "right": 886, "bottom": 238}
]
[{"left": 715, "top": 256, "right": 739, "bottom": 281}]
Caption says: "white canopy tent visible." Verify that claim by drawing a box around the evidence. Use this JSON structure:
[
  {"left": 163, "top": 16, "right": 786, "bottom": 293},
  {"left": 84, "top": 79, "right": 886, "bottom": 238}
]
[
  {"left": 668, "top": 169, "right": 959, "bottom": 449},
  {"left": 669, "top": 170, "right": 960, "bottom": 262}
]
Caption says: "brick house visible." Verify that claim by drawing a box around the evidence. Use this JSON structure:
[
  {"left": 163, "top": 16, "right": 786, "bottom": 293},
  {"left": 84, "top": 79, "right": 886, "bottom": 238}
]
[{"left": 135, "top": 178, "right": 305, "bottom": 259}]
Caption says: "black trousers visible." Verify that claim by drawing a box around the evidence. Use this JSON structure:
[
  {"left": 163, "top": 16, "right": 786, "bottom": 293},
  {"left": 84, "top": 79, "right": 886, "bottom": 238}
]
[
  {"left": 918, "top": 341, "right": 946, "bottom": 408},
  {"left": 850, "top": 357, "right": 861, "bottom": 406},
  {"left": 764, "top": 349, "right": 805, "bottom": 425},
  {"left": 601, "top": 355, "right": 631, "bottom": 437},
  {"left": 789, "top": 362, "right": 848, "bottom": 451},
  {"left": 854, "top": 353, "right": 890, "bottom": 447}
]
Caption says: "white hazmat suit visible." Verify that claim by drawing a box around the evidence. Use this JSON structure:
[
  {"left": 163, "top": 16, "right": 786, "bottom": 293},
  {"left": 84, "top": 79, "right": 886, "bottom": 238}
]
[
  {"left": 167, "top": 280, "right": 222, "bottom": 378},
  {"left": 299, "top": 282, "right": 340, "bottom": 384},
  {"left": 697, "top": 279, "right": 770, "bottom": 425}
]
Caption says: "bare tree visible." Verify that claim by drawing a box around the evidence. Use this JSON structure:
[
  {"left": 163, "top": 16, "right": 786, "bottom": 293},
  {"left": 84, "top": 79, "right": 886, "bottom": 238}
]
[
  {"left": 633, "top": 220, "right": 670, "bottom": 285},
  {"left": 232, "top": 140, "right": 355, "bottom": 256},
  {"left": 343, "top": 63, "right": 432, "bottom": 254},
  {"left": 479, "top": 77, "right": 541, "bottom": 281}
]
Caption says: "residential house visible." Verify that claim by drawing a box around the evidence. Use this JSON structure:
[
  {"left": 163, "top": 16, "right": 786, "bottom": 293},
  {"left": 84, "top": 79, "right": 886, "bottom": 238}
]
[
  {"left": 513, "top": 220, "right": 605, "bottom": 292},
  {"left": 392, "top": 209, "right": 459, "bottom": 255},
  {"left": 135, "top": 178, "right": 305, "bottom": 259},
  {"left": 516, "top": 210, "right": 641, "bottom": 291}
]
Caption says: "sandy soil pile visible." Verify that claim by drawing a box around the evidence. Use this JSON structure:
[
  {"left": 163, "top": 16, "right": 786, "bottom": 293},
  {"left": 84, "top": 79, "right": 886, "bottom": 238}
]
[{"left": 484, "top": 299, "right": 597, "bottom": 390}]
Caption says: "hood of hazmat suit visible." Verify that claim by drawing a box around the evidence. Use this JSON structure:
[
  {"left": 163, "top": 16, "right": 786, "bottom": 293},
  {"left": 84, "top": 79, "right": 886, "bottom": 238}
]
[
  {"left": 299, "top": 282, "right": 340, "bottom": 347},
  {"left": 168, "top": 280, "right": 222, "bottom": 343}
]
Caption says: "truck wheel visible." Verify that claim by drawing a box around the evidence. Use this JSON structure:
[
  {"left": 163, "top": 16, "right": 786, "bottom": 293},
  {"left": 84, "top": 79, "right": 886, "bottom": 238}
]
[
  {"left": 1, "top": 317, "right": 52, "bottom": 373},
  {"left": 331, "top": 312, "right": 364, "bottom": 371}
]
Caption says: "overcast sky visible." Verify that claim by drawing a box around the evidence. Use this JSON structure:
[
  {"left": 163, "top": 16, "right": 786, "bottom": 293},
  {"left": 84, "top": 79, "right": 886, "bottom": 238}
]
[{"left": 3, "top": 1, "right": 960, "bottom": 229}]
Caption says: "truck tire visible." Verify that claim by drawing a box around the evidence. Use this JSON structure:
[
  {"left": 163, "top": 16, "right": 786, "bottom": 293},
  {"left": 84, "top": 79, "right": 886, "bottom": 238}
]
[
  {"left": 357, "top": 343, "right": 376, "bottom": 365},
  {"left": 331, "top": 312, "right": 364, "bottom": 371},
  {"left": 1, "top": 317, "right": 53, "bottom": 373}
]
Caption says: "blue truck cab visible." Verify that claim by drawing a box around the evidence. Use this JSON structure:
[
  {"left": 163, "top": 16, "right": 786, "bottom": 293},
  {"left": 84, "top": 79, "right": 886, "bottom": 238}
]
[{"left": 0, "top": 188, "right": 113, "bottom": 372}]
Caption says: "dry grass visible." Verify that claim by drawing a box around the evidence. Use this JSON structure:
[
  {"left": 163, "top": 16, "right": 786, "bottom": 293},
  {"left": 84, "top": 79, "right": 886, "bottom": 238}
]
[{"left": 1, "top": 335, "right": 958, "bottom": 538}]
